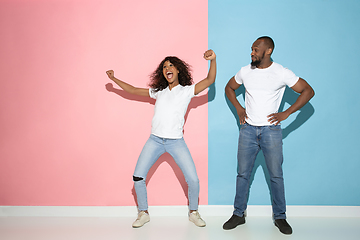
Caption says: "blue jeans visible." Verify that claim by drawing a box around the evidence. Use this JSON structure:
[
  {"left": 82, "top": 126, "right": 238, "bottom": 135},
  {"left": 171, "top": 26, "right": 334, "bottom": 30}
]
[
  {"left": 133, "top": 134, "right": 200, "bottom": 211},
  {"left": 234, "top": 123, "right": 286, "bottom": 219}
]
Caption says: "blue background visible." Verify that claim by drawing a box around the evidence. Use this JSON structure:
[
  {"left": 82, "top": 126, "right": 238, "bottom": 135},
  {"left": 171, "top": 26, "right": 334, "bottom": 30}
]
[{"left": 208, "top": 0, "right": 360, "bottom": 206}]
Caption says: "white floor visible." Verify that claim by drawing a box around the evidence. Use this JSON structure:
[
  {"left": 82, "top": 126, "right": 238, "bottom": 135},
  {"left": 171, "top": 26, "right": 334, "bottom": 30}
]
[{"left": 1, "top": 215, "right": 360, "bottom": 240}]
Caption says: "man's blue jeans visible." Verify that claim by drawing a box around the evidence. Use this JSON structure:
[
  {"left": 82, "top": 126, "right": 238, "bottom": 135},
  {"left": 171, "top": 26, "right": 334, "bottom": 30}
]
[
  {"left": 233, "top": 123, "right": 287, "bottom": 219},
  {"left": 133, "top": 134, "right": 200, "bottom": 211}
]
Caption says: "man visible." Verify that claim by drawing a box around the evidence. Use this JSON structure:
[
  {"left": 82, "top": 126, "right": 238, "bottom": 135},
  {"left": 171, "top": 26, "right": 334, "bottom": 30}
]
[{"left": 223, "top": 36, "right": 314, "bottom": 235}]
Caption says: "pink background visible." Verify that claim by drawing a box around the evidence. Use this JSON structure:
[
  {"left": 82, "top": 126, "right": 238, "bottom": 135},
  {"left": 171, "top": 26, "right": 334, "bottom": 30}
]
[{"left": 0, "top": 0, "right": 208, "bottom": 206}]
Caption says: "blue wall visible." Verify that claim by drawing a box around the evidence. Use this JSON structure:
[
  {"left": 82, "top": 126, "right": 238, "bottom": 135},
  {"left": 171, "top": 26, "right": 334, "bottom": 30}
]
[{"left": 208, "top": 0, "right": 360, "bottom": 206}]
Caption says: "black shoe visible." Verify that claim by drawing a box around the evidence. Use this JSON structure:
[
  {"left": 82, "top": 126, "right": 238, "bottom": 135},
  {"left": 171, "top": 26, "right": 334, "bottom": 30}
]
[
  {"left": 274, "top": 219, "right": 293, "bottom": 235},
  {"left": 223, "top": 214, "right": 245, "bottom": 230}
]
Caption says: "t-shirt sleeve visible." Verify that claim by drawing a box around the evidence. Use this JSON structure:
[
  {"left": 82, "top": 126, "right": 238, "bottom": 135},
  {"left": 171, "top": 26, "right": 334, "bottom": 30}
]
[
  {"left": 234, "top": 69, "right": 243, "bottom": 85},
  {"left": 283, "top": 68, "right": 299, "bottom": 88},
  {"left": 188, "top": 85, "right": 196, "bottom": 98},
  {"left": 149, "top": 88, "right": 157, "bottom": 99}
]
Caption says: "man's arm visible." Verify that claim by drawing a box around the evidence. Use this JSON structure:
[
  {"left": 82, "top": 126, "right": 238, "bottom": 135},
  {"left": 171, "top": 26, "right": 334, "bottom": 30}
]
[
  {"left": 225, "top": 77, "right": 247, "bottom": 124},
  {"left": 267, "top": 78, "right": 315, "bottom": 125}
]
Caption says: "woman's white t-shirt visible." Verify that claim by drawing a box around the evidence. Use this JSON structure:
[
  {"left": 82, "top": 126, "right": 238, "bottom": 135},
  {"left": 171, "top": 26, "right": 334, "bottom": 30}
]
[{"left": 149, "top": 84, "right": 195, "bottom": 139}]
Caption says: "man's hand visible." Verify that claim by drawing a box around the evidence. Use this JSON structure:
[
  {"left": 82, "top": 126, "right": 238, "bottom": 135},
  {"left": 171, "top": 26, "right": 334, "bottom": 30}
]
[
  {"left": 237, "top": 107, "right": 248, "bottom": 125},
  {"left": 267, "top": 111, "right": 290, "bottom": 125}
]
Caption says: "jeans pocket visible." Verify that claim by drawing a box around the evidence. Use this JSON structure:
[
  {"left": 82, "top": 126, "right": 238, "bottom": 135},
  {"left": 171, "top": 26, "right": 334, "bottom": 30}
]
[
  {"left": 268, "top": 124, "right": 281, "bottom": 131},
  {"left": 240, "top": 123, "right": 249, "bottom": 130}
]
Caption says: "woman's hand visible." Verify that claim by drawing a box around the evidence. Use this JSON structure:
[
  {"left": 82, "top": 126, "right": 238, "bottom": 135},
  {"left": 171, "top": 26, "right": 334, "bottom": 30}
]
[
  {"left": 203, "top": 49, "right": 216, "bottom": 61},
  {"left": 106, "top": 70, "right": 115, "bottom": 80}
]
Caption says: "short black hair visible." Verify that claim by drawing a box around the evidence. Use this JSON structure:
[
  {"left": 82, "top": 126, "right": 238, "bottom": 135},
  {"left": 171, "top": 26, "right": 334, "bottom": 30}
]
[{"left": 257, "top": 36, "right": 275, "bottom": 53}]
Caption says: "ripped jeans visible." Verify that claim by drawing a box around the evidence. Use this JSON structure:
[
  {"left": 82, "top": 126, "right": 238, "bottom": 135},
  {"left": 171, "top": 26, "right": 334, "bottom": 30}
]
[{"left": 133, "top": 134, "right": 200, "bottom": 211}]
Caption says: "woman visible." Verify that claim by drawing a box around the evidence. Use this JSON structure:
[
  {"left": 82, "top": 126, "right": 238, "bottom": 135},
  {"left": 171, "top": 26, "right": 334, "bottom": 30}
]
[{"left": 106, "top": 49, "right": 216, "bottom": 228}]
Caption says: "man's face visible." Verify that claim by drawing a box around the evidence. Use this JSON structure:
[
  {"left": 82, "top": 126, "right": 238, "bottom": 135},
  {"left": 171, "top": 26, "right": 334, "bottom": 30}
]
[{"left": 250, "top": 39, "right": 267, "bottom": 67}]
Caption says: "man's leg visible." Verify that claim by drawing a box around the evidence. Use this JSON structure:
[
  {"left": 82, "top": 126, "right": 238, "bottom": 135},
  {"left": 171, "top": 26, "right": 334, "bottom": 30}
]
[
  {"left": 261, "top": 125, "right": 292, "bottom": 235},
  {"left": 224, "top": 124, "right": 260, "bottom": 230}
]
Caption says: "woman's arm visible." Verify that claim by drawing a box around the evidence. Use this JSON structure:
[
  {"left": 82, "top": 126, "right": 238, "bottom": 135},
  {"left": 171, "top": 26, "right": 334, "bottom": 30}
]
[
  {"left": 194, "top": 50, "right": 217, "bottom": 95},
  {"left": 106, "top": 70, "right": 150, "bottom": 97}
]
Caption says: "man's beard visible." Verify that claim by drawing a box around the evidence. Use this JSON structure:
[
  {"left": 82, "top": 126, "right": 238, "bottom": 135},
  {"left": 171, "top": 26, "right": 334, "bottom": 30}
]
[
  {"left": 251, "top": 59, "right": 261, "bottom": 67},
  {"left": 251, "top": 51, "right": 265, "bottom": 67}
]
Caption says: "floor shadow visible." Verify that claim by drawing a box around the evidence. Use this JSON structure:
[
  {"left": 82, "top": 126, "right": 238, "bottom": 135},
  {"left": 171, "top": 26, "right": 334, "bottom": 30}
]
[
  {"left": 106, "top": 82, "right": 215, "bottom": 207},
  {"left": 225, "top": 83, "right": 315, "bottom": 206}
]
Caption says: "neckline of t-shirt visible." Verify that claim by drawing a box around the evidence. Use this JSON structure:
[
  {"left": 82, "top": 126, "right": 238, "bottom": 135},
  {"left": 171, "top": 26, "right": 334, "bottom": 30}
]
[
  {"left": 168, "top": 84, "right": 181, "bottom": 91},
  {"left": 254, "top": 62, "right": 274, "bottom": 70}
]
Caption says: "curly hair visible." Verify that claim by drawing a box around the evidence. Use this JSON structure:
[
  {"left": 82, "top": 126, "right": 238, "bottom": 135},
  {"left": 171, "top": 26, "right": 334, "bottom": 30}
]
[{"left": 149, "top": 56, "right": 193, "bottom": 92}]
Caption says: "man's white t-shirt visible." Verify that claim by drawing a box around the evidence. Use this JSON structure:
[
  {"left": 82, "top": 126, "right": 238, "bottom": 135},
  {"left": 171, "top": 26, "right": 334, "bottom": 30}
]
[
  {"left": 149, "top": 84, "right": 195, "bottom": 139},
  {"left": 234, "top": 62, "right": 299, "bottom": 126}
]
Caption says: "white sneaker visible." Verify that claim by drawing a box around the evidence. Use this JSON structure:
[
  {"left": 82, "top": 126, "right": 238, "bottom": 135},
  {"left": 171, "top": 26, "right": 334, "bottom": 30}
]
[
  {"left": 189, "top": 211, "right": 206, "bottom": 227},
  {"left": 132, "top": 211, "right": 150, "bottom": 228}
]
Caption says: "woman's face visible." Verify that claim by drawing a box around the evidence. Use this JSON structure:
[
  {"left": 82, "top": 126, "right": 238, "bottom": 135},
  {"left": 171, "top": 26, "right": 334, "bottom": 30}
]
[{"left": 162, "top": 60, "right": 179, "bottom": 84}]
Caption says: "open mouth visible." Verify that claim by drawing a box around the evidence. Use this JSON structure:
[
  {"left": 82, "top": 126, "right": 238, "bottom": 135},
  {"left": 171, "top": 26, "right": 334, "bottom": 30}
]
[{"left": 166, "top": 71, "right": 173, "bottom": 79}]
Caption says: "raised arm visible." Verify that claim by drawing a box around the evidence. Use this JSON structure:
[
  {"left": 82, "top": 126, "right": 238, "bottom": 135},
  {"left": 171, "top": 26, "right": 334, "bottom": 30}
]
[
  {"left": 106, "top": 70, "right": 150, "bottom": 97},
  {"left": 225, "top": 77, "right": 247, "bottom": 124},
  {"left": 194, "top": 50, "right": 217, "bottom": 95},
  {"left": 267, "top": 77, "right": 315, "bottom": 125}
]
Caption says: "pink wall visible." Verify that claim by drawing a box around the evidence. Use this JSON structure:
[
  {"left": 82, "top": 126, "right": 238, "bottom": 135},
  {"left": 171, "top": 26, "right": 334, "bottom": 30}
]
[{"left": 0, "top": 0, "right": 208, "bottom": 206}]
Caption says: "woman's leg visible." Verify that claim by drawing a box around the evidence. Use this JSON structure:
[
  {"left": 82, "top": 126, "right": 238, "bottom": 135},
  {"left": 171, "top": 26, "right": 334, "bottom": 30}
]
[
  {"left": 166, "top": 138, "right": 200, "bottom": 211},
  {"left": 133, "top": 135, "right": 165, "bottom": 211}
]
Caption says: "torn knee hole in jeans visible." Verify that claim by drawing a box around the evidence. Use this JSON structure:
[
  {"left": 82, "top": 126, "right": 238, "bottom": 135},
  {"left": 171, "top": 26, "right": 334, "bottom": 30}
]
[{"left": 133, "top": 176, "right": 143, "bottom": 181}]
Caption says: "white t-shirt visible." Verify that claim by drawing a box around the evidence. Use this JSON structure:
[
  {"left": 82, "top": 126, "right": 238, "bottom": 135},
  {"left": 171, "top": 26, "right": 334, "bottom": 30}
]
[
  {"left": 149, "top": 84, "right": 195, "bottom": 139},
  {"left": 234, "top": 62, "right": 299, "bottom": 126}
]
